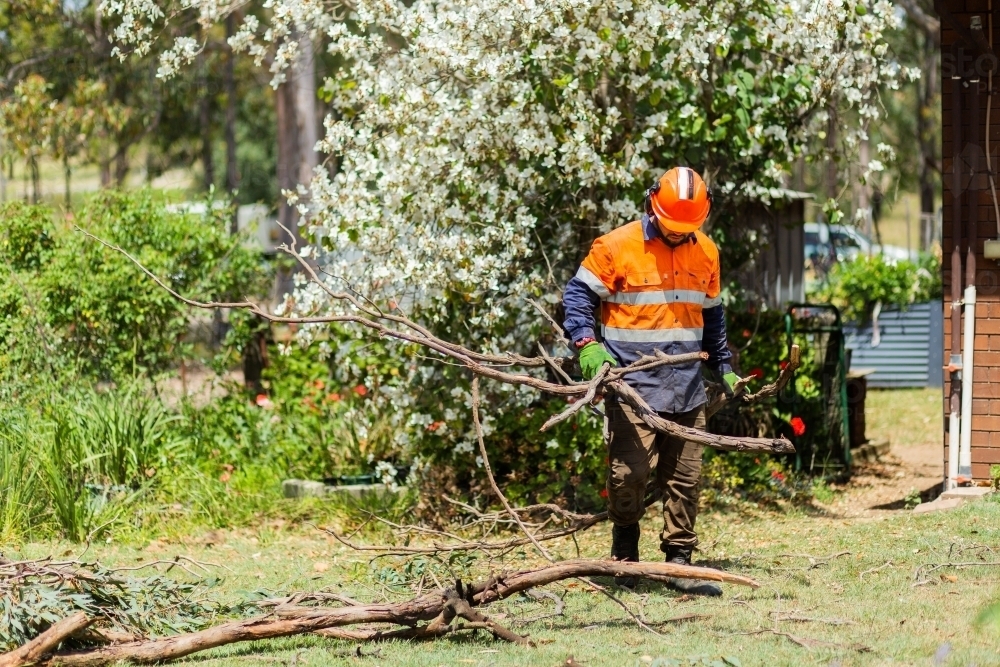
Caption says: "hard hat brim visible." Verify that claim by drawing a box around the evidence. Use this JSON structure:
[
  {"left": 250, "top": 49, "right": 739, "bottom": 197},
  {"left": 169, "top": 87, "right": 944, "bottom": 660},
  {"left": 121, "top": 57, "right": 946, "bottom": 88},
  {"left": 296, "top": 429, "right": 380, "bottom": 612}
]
[
  {"left": 650, "top": 197, "right": 709, "bottom": 234},
  {"left": 656, "top": 218, "right": 704, "bottom": 234}
]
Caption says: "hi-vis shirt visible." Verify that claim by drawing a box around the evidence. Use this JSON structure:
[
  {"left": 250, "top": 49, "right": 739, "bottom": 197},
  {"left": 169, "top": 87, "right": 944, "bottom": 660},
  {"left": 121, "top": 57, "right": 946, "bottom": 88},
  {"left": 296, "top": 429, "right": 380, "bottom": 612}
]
[{"left": 562, "top": 215, "right": 733, "bottom": 414}]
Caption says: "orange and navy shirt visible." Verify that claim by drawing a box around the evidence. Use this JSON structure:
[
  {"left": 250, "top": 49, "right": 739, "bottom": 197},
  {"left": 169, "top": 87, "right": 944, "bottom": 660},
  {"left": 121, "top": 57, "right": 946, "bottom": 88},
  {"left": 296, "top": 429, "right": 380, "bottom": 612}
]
[{"left": 562, "top": 215, "right": 733, "bottom": 414}]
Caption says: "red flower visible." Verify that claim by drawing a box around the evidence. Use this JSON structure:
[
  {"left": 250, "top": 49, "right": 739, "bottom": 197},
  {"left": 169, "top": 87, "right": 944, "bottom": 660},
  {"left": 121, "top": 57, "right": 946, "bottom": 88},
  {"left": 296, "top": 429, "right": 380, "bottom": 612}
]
[
  {"left": 780, "top": 360, "right": 789, "bottom": 371},
  {"left": 426, "top": 421, "right": 446, "bottom": 432},
  {"left": 742, "top": 329, "right": 752, "bottom": 338},
  {"left": 353, "top": 384, "right": 369, "bottom": 397},
  {"left": 790, "top": 417, "right": 806, "bottom": 437},
  {"left": 326, "top": 392, "right": 342, "bottom": 403},
  {"left": 599, "top": 488, "right": 609, "bottom": 499},
  {"left": 750, "top": 367, "right": 764, "bottom": 379},
  {"left": 771, "top": 470, "right": 786, "bottom": 482}
]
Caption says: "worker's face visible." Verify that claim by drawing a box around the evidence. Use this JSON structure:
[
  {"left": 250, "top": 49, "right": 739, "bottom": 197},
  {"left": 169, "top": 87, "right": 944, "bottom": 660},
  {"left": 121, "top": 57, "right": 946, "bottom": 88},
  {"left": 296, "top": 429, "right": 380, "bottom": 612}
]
[{"left": 656, "top": 219, "right": 690, "bottom": 245}]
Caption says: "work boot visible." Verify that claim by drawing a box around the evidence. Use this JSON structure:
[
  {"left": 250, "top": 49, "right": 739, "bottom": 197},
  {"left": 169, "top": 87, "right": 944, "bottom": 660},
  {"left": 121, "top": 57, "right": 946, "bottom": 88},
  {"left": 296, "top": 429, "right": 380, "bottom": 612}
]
[
  {"left": 663, "top": 545, "right": 722, "bottom": 597},
  {"left": 610, "top": 523, "right": 640, "bottom": 588}
]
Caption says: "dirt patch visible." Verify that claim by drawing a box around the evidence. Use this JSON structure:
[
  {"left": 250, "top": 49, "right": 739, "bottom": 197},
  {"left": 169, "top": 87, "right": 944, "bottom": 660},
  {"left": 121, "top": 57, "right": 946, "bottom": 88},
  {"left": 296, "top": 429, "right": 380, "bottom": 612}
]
[{"left": 821, "top": 441, "right": 943, "bottom": 517}]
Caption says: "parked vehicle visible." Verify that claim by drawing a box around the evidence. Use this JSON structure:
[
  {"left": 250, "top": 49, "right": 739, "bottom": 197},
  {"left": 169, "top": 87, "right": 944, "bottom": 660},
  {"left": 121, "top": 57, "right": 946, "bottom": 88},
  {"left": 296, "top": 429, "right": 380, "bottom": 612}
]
[{"left": 804, "top": 222, "right": 917, "bottom": 265}]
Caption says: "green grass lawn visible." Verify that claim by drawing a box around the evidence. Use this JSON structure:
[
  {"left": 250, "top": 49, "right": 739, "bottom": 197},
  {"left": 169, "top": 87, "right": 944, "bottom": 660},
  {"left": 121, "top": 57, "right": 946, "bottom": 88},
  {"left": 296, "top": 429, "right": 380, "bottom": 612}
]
[
  {"left": 864, "top": 388, "right": 943, "bottom": 448},
  {"left": 11, "top": 496, "right": 1000, "bottom": 666},
  {"left": 9, "top": 387, "right": 995, "bottom": 667}
]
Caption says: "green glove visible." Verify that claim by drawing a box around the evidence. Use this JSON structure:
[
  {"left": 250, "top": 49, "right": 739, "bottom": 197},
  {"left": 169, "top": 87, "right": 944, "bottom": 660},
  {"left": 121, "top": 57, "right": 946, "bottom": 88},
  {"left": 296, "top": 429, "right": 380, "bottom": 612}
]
[
  {"left": 722, "top": 371, "right": 742, "bottom": 397},
  {"left": 579, "top": 342, "right": 617, "bottom": 380}
]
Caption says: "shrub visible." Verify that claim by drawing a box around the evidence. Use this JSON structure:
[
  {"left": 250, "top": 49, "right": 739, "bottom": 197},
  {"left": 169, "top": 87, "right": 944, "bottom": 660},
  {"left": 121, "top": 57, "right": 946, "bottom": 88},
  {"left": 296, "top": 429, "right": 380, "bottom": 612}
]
[{"left": 812, "top": 253, "right": 942, "bottom": 323}]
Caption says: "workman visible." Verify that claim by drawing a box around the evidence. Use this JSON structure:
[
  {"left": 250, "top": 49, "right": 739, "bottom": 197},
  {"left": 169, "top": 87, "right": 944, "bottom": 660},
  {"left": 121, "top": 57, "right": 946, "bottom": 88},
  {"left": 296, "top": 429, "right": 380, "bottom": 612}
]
[{"left": 562, "top": 167, "right": 738, "bottom": 596}]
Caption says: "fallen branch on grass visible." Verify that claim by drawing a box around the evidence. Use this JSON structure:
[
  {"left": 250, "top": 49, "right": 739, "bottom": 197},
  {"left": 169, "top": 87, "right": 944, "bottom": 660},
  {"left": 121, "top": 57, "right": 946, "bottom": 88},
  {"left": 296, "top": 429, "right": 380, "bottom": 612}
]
[
  {"left": 912, "top": 560, "right": 1000, "bottom": 586},
  {"left": 738, "top": 629, "right": 870, "bottom": 652},
  {"left": 0, "top": 613, "right": 92, "bottom": 667},
  {"left": 22, "top": 561, "right": 757, "bottom": 666}
]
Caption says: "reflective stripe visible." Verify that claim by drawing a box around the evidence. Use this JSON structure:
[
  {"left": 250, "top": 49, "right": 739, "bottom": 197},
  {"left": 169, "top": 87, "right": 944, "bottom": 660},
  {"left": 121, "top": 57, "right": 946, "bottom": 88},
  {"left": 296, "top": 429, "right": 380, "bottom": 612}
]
[
  {"left": 703, "top": 296, "right": 722, "bottom": 308},
  {"left": 575, "top": 266, "right": 611, "bottom": 298},
  {"left": 601, "top": 326, "right": 703, "bottom": 343},
  {"left": 605, "top": 289, "right": 706, "bottom": 306}
]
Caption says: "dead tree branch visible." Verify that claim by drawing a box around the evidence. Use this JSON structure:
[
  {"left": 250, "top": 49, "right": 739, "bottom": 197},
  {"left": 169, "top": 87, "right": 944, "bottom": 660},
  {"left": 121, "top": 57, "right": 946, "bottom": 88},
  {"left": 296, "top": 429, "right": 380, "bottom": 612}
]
[
  {"left": 38, "top": 562, "right": 757, "bottom": 666},
  {"left": 79, "top": 230, "right": 796, "bottom": 456},
  {"left": 472, "top": 376, "right": 555, "bottom": 562},
  {"left": 0, "top": 613, "right": 92, "bottom": 667},
  {"left": 706, "top": 344, "right": 802, "bottom": 419}
]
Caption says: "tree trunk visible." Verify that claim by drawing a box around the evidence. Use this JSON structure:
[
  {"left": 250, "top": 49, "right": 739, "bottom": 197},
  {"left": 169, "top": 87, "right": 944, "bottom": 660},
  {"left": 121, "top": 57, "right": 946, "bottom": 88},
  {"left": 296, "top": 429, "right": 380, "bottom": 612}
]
[
  {"left": 200, "top": 59, "right": 215, "bottom": 192},
  {"left": 918, "top": 31, "right": 940, "bottom": 251},
  {"left": 29, "top": 155, "right": 40, "bottom": 204},
  {"left": 275, "top": 78, "right": 298, "bottom": 245},
  {"left": 825, "top": 108, "right": 837, "bottom": 204},
  {"left": 225, "top": 13, "right": 240, "bottom": 232},
  {"left": 1, "top": 148, "right": 7, "bottom": 202},
  {"left": 858, "top": 131, "right": 870, "bottom": 242},
  {"left": 294, "top": 31, "right": 318, "bottom": 242},
  {"left": 63, "top": 152, "right": 71, "bottom": 210},
  {"left": 114, "top": 149, "right": 128, "bottom": 186}
]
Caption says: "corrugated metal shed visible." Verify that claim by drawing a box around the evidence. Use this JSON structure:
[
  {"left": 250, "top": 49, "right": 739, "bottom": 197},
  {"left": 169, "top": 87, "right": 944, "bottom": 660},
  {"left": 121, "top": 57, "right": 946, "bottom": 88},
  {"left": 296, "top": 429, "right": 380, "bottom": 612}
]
[{"left": 843, "top": 302, "right": 943, "bottom": 388}]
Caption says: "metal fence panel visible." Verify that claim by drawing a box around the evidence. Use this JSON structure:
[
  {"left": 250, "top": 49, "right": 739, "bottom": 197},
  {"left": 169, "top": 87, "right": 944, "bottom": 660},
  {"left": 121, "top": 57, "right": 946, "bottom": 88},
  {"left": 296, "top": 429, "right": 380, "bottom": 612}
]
[{"left": 843, "top": 302, "right": 942, "bottom": 388}]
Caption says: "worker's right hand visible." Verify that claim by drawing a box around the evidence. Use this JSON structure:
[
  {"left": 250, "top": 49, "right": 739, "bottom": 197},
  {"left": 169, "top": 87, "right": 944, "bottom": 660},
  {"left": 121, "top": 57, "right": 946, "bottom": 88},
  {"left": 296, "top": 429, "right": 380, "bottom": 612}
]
[{"left": 579, "top": 342, "right": 617, "bottom": 380}]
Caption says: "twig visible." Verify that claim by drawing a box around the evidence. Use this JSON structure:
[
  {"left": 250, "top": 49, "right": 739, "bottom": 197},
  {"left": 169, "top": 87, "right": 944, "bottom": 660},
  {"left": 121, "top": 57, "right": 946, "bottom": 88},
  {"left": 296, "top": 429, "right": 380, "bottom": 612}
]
[
  {"left": 859, "top": 560, "right": 893, "bottom": 580},
  {"left": 772, "top": 551, "right": 851, "bottom": 568},
  {"left": 540, "top": 362, "right": 611, "bottom": 431},
  {"left": 585, "top": 579, "right": 670, "bottom": 640},
  {"left": 769, "top": 612, "right": 855, "bottom": 626},
  {"left": 735, "top": 628, "right": 869, "bottom": 652},
  {"left": 913, "top": 560, "right": 1000, "bottom": 582},
  {"left": 512, "top": 589, "right": 565, "bottom": 625},
  {"left": 706, "top": 344, "right": 802, "bottom": 419},
  {"left": 472, "top": 377, "right": 554, "bottom": 563}
]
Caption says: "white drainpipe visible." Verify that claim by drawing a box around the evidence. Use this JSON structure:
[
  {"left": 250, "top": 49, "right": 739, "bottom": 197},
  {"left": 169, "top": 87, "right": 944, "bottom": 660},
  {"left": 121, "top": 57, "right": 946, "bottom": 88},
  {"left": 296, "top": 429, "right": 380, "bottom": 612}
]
[
  {"left": 949, "top": 379, "right": 961, "bottom": 488},
  {"left": 959, "top": 285, "right": 976, "bottom": 480}
]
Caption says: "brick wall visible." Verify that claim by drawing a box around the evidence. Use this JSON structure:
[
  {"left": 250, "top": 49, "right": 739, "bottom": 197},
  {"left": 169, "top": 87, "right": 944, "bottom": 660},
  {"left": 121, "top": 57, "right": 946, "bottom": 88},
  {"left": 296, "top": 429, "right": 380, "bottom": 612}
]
[{"left": 941, "top": 0, "right": 1000, "bottom": 480}]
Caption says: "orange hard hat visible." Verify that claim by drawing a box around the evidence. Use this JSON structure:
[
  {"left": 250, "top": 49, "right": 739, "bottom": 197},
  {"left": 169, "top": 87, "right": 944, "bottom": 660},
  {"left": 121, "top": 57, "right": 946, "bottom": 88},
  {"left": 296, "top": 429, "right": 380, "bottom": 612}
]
[{"left": 645, "top": 167, "right": 712, "bottom": 234}]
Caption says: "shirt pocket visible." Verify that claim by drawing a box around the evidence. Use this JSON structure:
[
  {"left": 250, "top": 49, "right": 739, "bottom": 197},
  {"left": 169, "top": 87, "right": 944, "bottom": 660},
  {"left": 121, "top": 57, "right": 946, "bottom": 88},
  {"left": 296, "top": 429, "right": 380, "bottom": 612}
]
[
  {"left": 624, "top": 258, "right": 663, "bottom": 289},
  {"left": 625, "top": 271, "right": 663, "bottom": 289},
  {"left": 684, "top": 270, "right": 709, "bottom": 293}
]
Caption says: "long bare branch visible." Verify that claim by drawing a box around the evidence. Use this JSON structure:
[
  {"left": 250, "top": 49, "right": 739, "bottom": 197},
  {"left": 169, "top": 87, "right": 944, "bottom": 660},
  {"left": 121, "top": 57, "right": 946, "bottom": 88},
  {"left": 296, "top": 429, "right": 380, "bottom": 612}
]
[{"left": 78, "top": 229, "right": 794, "bottom": 455}]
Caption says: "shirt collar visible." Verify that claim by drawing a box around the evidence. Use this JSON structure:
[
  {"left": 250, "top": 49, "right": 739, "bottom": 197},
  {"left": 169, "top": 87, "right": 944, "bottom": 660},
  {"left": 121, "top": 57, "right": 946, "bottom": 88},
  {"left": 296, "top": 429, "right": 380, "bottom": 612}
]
[{"left": 642, "top": 213, "right": 661, "bottom": 242}]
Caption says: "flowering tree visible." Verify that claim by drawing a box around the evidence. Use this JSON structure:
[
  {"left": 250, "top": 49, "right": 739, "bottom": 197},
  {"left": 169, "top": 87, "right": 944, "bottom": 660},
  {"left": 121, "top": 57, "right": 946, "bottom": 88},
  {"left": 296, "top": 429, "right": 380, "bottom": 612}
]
[{"left": 102, "top": 0, "right": 907, "bottom": 498}]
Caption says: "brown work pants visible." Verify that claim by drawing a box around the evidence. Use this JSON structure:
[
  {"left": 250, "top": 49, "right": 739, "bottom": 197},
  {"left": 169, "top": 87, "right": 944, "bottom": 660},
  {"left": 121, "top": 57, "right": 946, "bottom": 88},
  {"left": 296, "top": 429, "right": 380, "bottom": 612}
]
[{"left": 605, "top": 400, "right": 705, "bottom": 551}]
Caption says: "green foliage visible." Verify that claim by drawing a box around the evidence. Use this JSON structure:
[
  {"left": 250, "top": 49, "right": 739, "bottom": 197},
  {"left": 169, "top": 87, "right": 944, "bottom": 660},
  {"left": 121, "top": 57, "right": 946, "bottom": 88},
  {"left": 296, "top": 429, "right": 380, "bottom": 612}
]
[
  {"left": 812, "top": 253, "right": 942, "bottom": 323},
  {"left": 700, "top": 450, "right": 810, "bottom": 508},
  {"left": 0, "top": 419, "right": 39, "bottom": 544},
  {"left": 0, "top": 192, "right": 269, "bottom": 380},
  {"left": 0, "top": 560, "right": 220, "bottom": 652}
]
